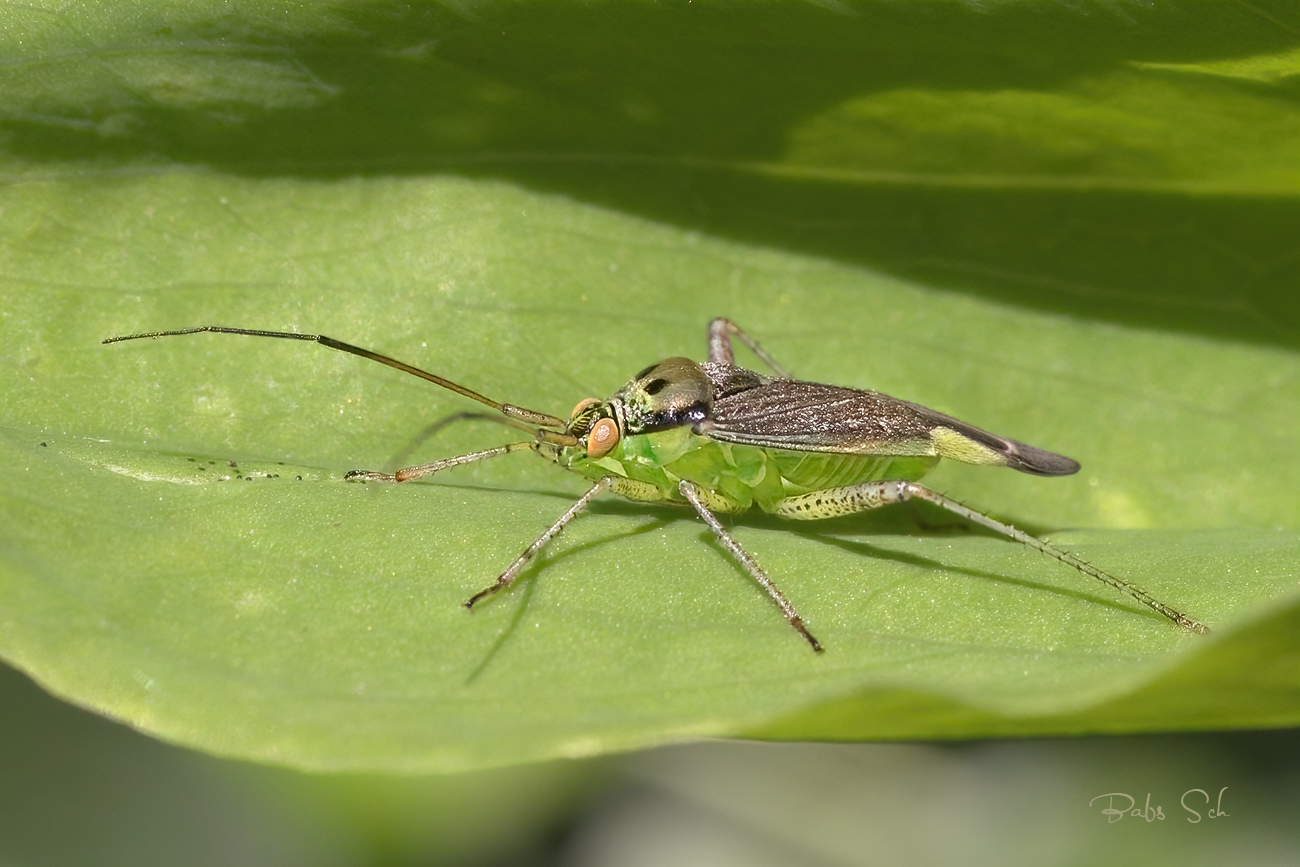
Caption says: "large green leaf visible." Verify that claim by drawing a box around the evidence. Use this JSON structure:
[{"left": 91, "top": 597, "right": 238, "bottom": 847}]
[{"left": 2, "top": 0, "right": 1298, "bottom": 772}]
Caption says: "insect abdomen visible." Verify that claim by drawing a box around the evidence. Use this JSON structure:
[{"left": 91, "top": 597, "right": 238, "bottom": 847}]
[{"left": 770, "top": 450, "right": 939, "bottom": 496}]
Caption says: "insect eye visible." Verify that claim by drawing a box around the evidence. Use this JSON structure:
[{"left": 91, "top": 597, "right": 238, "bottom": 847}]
[
  {"left": 585, "top": 418, "right": 620, "bottom": 459},
  {"left": 568, "top": 397, "right": 607, "bottom": 435},
  {"left": 570, "top": 397, "right": 601, "bottom": 421}
]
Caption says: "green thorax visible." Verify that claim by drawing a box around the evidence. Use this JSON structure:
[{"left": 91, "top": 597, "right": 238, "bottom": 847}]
[{"left": 561, "top": 426, "right": 939, "bottom": 514}]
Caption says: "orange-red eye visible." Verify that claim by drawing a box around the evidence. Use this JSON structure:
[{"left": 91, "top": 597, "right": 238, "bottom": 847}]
[{"left": 586, "top": 417, "right": 619, "bottom": 458}]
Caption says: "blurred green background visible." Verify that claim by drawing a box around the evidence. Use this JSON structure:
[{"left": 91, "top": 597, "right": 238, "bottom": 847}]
[
  {"left": 3, "top": 0, "right": 1299, "bottom": 862},
  {"left": 4, "top": 659, "right": 1298, "bottom": 865}
]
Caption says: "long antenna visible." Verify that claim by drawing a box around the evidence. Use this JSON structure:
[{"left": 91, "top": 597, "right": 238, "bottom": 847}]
[{"left": 103, "top": 326, "right": 571, "bottom": 431}]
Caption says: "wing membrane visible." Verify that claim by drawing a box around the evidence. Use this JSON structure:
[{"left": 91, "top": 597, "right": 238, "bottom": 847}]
[{"left": 700, "top": 363, "right": 1079, "bottom": 477}]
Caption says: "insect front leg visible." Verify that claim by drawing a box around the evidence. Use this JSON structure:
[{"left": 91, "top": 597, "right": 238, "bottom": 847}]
[
  {"left": 678, "top": 479, "right": 822, "bottom": 652},
  {"left": 383, "top": 411, "right": 546, "bottom": 474},
  {"left": 774, "top": 481, "right": 1208, "bottom": 634},
  {"left": 706, "top": 318, "right": 792, "bottom": 378},
  {"left": 344, "top": 442, "right": 536, "bottom": 483}
]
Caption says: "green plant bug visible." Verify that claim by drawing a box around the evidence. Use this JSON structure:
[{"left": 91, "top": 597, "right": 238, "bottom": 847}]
[{"left": 104, "top": 318, "right": 1209, "bottom": 651}]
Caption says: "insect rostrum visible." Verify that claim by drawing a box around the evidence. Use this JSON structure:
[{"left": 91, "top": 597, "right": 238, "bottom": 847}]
[{"left": 104, "top": 318, "right": 1208, "bottom": 652}]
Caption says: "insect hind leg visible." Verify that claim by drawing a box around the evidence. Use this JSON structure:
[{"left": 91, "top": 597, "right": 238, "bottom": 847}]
[
  {"left": 774, "top": 481, "right": 1208, "bottom": 634},
  {"left": 707, "top": 318, "right": 792, "bottom": 378}
]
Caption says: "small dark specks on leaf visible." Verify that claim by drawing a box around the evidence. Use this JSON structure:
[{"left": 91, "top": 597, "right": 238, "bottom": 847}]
[
  {"left": 228, "top": 460, "right": 238, "bottom": 468},
  {"left": 39, "top": 442, "right": 47, "bottom": 447},
  {"left": 197, "top": 466, "right": 205, "bottom": 471},
  {"left": 187, "top": 457, "right": 195, "bottom": 462},
  {"left": 296, "top": 475, "right": 302, "bottom": 481},
  {"left": 245, "top": 476, "right": 253, "bottom": 482}
]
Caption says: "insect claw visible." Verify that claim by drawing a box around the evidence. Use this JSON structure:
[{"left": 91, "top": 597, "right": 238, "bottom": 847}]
[
  {"left": 465, "top": 582, "right": 507, "bottom": 609},
  {"left": 343, "top": 469, "right": 394, "bottom": 482},
  {"left": 794, "top": 619, "right": 824, "bottom": 653}
]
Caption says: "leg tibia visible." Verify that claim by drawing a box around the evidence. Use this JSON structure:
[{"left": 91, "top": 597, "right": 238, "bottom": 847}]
[
  {"left": 775, "top": 480, "right": 1208, "bottom": 634},
  {"left": 465, "top": 477, "right": 614, "bottom": 608},
  {"left": 706, "top": 318, "right": 792, "bottom": 378},
  {"left": 679, "top": 480, "right": 821, "bottom": 652},
  {"left": 345, "top": 442, "right": 535, "bottom": 483}
]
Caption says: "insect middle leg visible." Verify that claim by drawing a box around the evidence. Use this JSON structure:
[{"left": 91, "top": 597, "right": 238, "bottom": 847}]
[
  {"left": 774, "top": 481, "right": 1208, "bottom": 634},
  {"left": 678, "top": 479, "right": 822, "bottom": 652}
]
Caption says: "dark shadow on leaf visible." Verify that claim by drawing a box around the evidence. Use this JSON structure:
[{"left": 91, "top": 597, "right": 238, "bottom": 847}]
[
  {"left": 464, "top": 569, "right": 538, "bottom": 687},
  {"left": 463, "top": 514, "right": 673, "bottom": 682},
  {"left": 7, "top": 0, "right": 1300, "bottom": 350},
  {"left": 655, "top": 501, "right": 1177, "bottom": 624},
  {"left": 786, "top": 531, "right": 1164, "bottom": 623},
  {"left": 402, "top": 478, "right": 1157, "bottom": 624}
]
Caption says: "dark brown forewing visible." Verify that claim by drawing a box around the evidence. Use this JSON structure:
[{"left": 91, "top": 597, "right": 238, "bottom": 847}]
[{"left": 699, "top": 363, "right": 1079, "bottom": 476}]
